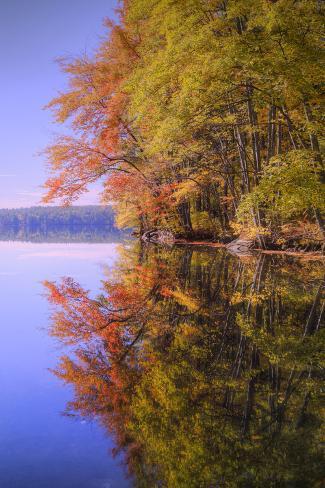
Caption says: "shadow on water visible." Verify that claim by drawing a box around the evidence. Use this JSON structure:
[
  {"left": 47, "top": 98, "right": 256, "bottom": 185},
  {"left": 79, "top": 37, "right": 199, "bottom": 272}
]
[{"left": 44, "top": 242, "right": 324, "bottom": 487}]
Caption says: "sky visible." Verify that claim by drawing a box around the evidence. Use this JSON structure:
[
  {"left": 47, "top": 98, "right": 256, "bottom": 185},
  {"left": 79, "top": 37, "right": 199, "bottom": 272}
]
[{"left": 0, "top": 0, "right": 118, "bottom": 208}]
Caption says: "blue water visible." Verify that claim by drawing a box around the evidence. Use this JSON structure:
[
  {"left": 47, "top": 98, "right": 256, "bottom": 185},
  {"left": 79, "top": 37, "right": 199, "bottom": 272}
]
[{"left": 0, "top": 241, "right": 131, "bottom": 488}]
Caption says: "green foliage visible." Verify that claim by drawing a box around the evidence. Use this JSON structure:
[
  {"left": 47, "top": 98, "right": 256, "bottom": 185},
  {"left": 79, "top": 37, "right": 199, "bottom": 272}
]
[
  {"left": 44, "top": 0, "right": 325, "bottom": 245},
  {"left": 237, "top": 150, "right": 325, "bottom": 223}
]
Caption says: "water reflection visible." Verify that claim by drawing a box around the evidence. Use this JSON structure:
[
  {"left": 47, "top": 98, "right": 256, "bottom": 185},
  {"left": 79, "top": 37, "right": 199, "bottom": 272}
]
[
  {"left": 45, "top": 243, "right": 324, "bottom": 487},
  {"left": 0, "top": 241, "right": 130, "bottom": 488},
  {"left": 0, "top": 226, "right": 128, "bottom": 243}
]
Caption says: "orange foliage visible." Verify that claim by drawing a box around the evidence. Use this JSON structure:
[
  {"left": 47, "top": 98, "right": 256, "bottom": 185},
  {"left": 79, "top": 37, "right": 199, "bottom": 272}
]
[{"left": 43, "top": 12, "right": 142, "bottom": 205}]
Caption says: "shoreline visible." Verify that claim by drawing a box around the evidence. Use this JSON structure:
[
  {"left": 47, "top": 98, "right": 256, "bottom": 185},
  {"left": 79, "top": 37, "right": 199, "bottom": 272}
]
[{"left": 174, "top": 239, "right": 325, "bottom": 261}]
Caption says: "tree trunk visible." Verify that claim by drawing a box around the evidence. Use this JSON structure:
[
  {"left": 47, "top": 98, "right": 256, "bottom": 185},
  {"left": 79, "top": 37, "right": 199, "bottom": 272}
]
[
  {"left": 303, "top": 101, "right": 325, "bottom": 238},
  {"left": 267, "top": 104, "right": 277, "bottom": 162},
  {"left": 246, "top": 82, "right": 262, "bottom": 183},
  {"left": 177, "top": 200, "right": 193, "bottom": 234}
]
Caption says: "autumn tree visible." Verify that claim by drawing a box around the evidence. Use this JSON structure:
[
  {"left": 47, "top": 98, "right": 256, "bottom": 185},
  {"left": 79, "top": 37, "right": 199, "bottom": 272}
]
[{"left": 43, "top": 0, "right": 324, "bottom": 247}]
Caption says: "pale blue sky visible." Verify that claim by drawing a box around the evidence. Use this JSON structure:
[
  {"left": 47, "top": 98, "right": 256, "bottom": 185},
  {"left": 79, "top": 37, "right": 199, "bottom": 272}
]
[{"left": 0, "top": 0, "right": 118, "bottom": 208}]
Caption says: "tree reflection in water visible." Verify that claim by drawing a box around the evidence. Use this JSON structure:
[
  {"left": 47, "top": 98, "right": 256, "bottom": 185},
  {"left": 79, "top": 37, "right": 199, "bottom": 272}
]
[{"left": 44, "top": 243, "right": 324, "bottom": 487}]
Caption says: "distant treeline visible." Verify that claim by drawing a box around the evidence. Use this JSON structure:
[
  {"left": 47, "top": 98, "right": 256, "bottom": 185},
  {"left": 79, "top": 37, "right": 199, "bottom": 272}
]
[{"left": 0, "top": 206, "right": 126, "bottom": 242}]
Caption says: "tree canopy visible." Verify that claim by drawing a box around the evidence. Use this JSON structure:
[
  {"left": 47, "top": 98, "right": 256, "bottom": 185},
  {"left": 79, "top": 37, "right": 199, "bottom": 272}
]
[{"left": 43, "top": 0, "right": 325, "bottom": 248}]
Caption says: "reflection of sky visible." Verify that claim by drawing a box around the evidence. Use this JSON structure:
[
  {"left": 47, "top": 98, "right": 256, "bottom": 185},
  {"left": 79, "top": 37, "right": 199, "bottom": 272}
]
[
  {"left": 4, "top": 242, "right": 122, "bottom": 261},
  {"left": 0, "top": 0, "right": 117, "bottom": 208},
  {"left": 0, "top": 241, "right": 130, "bottom": 488}
]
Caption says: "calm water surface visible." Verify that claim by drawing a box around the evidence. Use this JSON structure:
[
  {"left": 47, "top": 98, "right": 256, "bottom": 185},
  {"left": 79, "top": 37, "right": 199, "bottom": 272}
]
[
  {"left": 1, "top": 239, "right": 324, "bottom": 487},
  {"left": 0, "top": 240, "right": 131, "bottom": 488}
]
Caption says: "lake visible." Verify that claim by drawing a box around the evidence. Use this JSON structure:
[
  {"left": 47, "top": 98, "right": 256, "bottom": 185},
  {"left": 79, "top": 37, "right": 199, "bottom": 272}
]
[
  {"left": 0, "top": 240, "right": 131, "bottom": 488},
  {"left": 0, "top": 238, "right": 323, "bottom": 487}
]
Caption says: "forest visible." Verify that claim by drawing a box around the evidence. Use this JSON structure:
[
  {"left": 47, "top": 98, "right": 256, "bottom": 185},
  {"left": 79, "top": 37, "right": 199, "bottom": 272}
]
[
  {"left": 43, "top": 0, "right": 324, "bottom": 250},
  {"left": 39, "top": 3, "right": 324, "bottom": 482},
  {"left": 0, "top": 205, "right": 117, "bottom": 230}
]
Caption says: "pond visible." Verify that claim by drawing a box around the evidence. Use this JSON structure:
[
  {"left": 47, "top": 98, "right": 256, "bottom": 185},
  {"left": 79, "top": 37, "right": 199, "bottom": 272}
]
[{"left": 0, "top": 238, "right": 323, "bottom": 487}]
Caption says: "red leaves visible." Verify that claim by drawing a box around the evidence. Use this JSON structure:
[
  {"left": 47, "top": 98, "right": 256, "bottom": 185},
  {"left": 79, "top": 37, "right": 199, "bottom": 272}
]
[{"left": 43, "top": 13, "right": 141, "bottom": 205}]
